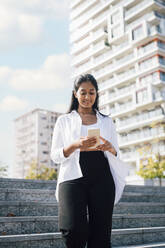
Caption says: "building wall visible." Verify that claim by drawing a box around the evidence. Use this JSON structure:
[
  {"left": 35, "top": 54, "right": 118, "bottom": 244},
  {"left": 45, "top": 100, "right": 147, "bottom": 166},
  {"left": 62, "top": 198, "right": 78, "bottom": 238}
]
[
  {"left": 70, "top": 0, "right": 165, "bottom": 184},
  {"left": 13, "top": 109, "right": 61, "bottom": 178}
]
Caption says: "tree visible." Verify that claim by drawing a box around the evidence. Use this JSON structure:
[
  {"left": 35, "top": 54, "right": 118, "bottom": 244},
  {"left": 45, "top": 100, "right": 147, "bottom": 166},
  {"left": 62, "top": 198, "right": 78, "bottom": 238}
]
[
  {"left": 25, "top": 160, "right": 57, "bottom": 180},
  {"left": 136, "top": 120, "right": 165, "bottom": 186},
  {"left": 136, "top": 152, "right": 165, "bottom": 186}
]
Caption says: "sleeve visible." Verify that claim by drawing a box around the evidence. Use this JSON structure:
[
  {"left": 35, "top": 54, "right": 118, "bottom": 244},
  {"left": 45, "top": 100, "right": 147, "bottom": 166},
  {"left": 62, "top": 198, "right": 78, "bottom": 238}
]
[
  {"left": 110, "top": 118, "right": 120, "bottom": 159},
  {"left": 50, "top": 117, "right": 71, "bottom": 164}
]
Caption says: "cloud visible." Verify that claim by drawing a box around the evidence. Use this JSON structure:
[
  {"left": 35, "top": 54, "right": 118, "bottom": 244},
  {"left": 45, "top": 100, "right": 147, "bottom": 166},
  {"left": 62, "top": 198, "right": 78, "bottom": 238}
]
[
  {"left": 0, "top": 96, "right": 29, "bottom": 111},
  {"left": 2, "top": 0, "right": 70, "bottom": 19},
  {"left": 51, "top": 103, "right": 69, "bottom": 113},
  {"left": 0, "top": 67, "right": 12, "bottom": 82},
  {"left": 0, "top": 5, "right": 43, "bottom": 49},
  {"left": 0, "top": 53, "right": 71, "bottom": 90},
  {"left": 0, "top": 0, "right": 69, "bottom": 49}
]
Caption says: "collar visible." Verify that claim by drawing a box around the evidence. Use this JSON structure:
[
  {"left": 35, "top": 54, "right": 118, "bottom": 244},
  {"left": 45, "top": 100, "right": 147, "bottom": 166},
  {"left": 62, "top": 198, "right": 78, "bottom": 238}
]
[{"left": 70, "top": 109, "right": 103, "bottom": 124}]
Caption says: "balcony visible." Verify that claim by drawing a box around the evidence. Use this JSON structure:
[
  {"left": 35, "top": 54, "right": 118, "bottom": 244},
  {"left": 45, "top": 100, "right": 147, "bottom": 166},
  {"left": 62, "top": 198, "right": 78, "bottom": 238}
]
[
  {"left": 139, "top": 56, "right": 159, "bottom": 71},
  {"left": 72, "top": 61, "right": 92, "bottom": 76},
  {"left": 70, "top": 0, "right": 83, "bottom": 9},
  {"left": 70, "top": 0, "right": 97, "bottom": 20},
  {"left": 137, "top": 41, "right": 157, "bottom": 57},
  {"left": 71, "top": 28, "right": 107, "bottom": 54},
  {"left": 95, "top": 53, "right": 135, "bottom": 80},
  {"left": 70, "top": 2, "right": 102, "bottom": 31},
  {"left": 139, "top": 71, "right": 163, "bottom": 88},
  {"left": 98, "top": 78, "right": 115, "bottom": 91},
  {"left": 148, "top": 23, "right": 165, "bottom": 36},
  {"left": 70, "top": 9, "right": 109, "bottom": 43},
  {"left": 115, "top": 53, "right": 134, "bottom": 67},
  {"left": 125, "top": 0, "right": 150, "bottom": 17},
  {"left": 154, "top": 90, "right": 165, "bottom": 101},
  {"left": 118, "top": 67, "right": 136, "bottom": 81},
  {"left": 126, "top": 12, "right": 155, "bottom": 32},
  {"left": 71, "top": 41, "right": 109, "bottom": 66},
  {"left": 93, "top": 8, "right": 109, "bottom": 23},
  {"left": 94, "top": 63, "right": 114, "bottom": 78},
  {"left": 120, "top": 141, "right": 165, "bottom": 162},
  {"left": 99, "top": 94, "right": 109, "bottom": 105},
  {"left": 71, "top": 47, "right": 91, "bottom": 65},
  {"left": 72, "top": 40, "right": 132, "bottom": 78},
  {"left": 119, "top": 126, "right": 165, "bottom": 148},
  {"left": 106, "top": 101, "right": 134, "bottom": 117},
  {"left": 117, "top": 108, "right": 165, "bottom": 132},
  {"left": 99, "top": 84, "right": 135, "bottom": 106},
  {"left": 110, "top": 97, "right": 161, "bottom": 118},
  {"left": 125, "top": 0, "right": 156, "bottom": 23}
]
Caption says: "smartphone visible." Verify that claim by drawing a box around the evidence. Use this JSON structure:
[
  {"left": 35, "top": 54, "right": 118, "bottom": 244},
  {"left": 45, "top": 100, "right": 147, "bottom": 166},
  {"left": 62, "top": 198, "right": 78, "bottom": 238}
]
[{"left": 87, "top": 128, "right": 100, "bottom": 148}]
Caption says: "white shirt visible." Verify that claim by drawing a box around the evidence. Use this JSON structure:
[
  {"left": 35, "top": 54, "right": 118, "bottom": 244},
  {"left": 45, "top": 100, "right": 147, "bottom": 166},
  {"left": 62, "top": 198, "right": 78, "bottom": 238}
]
[
  {"left": 81, "top": 121, "right": 99, "bottom": 137},
  {"left": 50, "top": 109, "right": 129, "bottom": 205}
]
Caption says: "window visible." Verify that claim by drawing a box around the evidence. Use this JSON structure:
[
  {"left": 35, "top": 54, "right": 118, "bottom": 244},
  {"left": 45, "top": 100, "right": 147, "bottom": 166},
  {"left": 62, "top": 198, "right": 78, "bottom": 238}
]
[
  {"left": 112, "top": 25, "right": 121, "bottom": 38},
  {"left": 136, "top": 88, "right": 148, "bottom": 104},
  {"left": 41, "top": 142, "right": 47, "bottom": 145},
  {"left": 111, "top": 11, "right": 119, "bottom": 24},
  {"left": 138, "top": 41, "right": 156, "bottom": 55},
  {"left": 41, "top": 116, "right": 47, "bottom": 120},
  {"left": 139, "top": 56, "right": 157, "bottom": 70},
  {"left": 159, "top": 56, "right": 165, "bottom": 65},
  {"left": 51, "top": 116, "right": 57, "bottom": 122},
  {"left": 160, "top": 72, "right": 165, "bottom": 81},
  {"left": 43, "top": 151, "right": 49, "bottom": 154},
  {"left": 139, "top": 71, "right": 159, "bottom": 86},
  {"left": 158, "top": 40, "right": 165, "bottom": 50},
  {"left": 132, "top": 25, "right": 143, "bottom": 40}
]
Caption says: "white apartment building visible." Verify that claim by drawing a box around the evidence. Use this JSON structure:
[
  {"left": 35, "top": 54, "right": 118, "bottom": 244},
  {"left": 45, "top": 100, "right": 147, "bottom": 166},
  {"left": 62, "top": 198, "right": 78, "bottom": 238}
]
[
  {"left": 13, "top": 109, "right": 61, "bottom": 179},
  {"left": 70, "top": 0, "right": 165, "bottom": 184}
]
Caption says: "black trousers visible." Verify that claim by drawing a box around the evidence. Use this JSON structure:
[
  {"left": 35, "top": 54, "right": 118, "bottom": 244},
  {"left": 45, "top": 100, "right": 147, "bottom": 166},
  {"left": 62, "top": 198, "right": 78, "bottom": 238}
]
[{"left": 58, "top": 151, "right": 115, "bottom": 248}]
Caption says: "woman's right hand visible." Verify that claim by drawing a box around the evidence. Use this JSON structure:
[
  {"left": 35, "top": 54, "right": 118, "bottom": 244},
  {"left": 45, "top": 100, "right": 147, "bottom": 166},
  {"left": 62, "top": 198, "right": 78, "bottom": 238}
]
[
  {"left": 75, "top": 136, "right": 97, "bottom": 151},
  {"left": 63, "top": 136, "right": 98, "bottom": 158}
]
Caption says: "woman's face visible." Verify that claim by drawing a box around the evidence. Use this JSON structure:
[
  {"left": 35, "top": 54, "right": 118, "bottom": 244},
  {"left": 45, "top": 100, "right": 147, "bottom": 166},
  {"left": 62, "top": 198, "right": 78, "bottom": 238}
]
[{"left": 74, "top": 81, "right": 97, "bottom": 109}]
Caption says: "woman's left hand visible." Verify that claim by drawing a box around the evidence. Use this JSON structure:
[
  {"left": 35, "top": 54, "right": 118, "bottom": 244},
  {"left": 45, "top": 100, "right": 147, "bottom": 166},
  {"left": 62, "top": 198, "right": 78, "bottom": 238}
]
[{"left": 96, "top": 136, "right": 117, "bottom": 156}]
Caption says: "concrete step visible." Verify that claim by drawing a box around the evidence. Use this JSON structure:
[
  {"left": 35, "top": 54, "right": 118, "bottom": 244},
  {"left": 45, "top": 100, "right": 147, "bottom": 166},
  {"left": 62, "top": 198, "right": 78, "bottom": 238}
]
[
  {"left": 0, "top": 232, "right": 64, "bottom": 248},
  {"left": 112, "top": 227, "right": 165, "bottom": 247},
  {"left": 1, "top": 213, "right": 165, "bottom": 235},
  {"left": 0, "top": 178, "right": 57, "bottom": 190},
  {"left": 0, "top": 201, "right": 165, "bottom": 217},
  {"left": 124, "top": 185, "right": 165, "bottom": 193},
  {"left": 116, "top": 242, "right": 165, "bottom": 248},
  {"left": 0, "top": 216, "right": 58, "bottom": 235},
  {"left": 112, "top": 213, "right": 165, "bottom": 229},
  {"left": 0, "top": 201, "right": 58, "bottom": 217},
  {"left": 114, "top": 202, "right": 165, "bottom": 214},
  {"left": 120, "top": 192, "right": 165, "bottom": 203},
  {"left": 0, "top": 188, "right": 56, "bottom": 202},
  {"left": 0, "top": 227, "right": 165, "bottom": 247},
  {"left": 1, "top": 187, "right": 165, "bottom": 203},
  {"left": 1, "top": 178, "right": 165, "bottom": 193}
]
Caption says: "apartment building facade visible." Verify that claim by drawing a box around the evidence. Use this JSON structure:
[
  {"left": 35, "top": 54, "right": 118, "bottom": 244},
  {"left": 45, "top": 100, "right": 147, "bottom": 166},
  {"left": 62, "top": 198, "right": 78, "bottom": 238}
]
[
  {"left": 70, "top": 0, "right": 165, "bottom": 184},
  {"left": 13, "top": 109, "right": 61, "bottom": 179}
]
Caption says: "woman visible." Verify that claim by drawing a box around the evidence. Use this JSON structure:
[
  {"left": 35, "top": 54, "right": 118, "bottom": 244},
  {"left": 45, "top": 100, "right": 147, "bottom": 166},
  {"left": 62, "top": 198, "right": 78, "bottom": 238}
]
[{"left": 50, "top": 74, "right": 128, "bottom": 248}]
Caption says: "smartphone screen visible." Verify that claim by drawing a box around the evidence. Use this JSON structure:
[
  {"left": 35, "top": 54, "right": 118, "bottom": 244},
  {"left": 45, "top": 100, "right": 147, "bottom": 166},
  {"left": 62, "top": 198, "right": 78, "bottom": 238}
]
[{"left": 87, "top": 128, "right": 100, "bottom": 148}]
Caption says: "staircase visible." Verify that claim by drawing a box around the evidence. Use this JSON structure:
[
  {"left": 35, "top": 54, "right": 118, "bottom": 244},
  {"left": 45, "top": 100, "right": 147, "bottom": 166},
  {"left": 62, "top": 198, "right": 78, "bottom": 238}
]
[{"left": 0, "top": 178, "right": 165, "bottom": 248}]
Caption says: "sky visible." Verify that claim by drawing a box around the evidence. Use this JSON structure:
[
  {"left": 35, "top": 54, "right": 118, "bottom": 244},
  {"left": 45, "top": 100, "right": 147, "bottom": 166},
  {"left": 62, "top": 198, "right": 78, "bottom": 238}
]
[{"left": 0, "top": 0, "right": 72, "bottom": 176}]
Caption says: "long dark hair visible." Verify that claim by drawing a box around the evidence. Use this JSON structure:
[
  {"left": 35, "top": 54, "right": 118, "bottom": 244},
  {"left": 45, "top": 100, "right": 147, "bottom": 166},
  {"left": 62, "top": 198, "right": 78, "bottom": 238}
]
[{"left": 66, "top": 74, "right": 109, "bottom": 117}]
